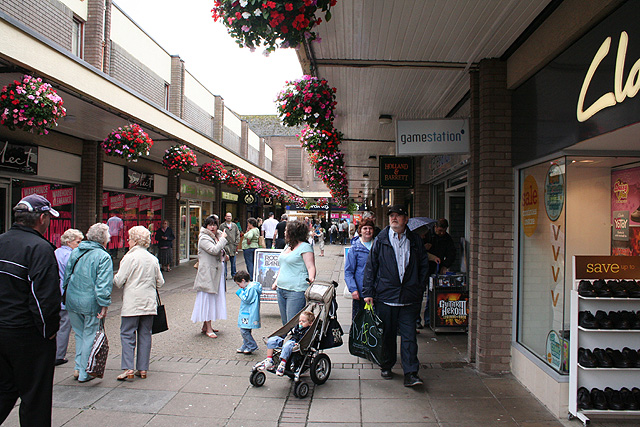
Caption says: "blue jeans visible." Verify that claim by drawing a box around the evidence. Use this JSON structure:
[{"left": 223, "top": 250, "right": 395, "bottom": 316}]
[
  {"left": 375, "top": 302, "right": 421, "bottom": 374},
  {"left": 240, "top": 328, "right": 258, "bottom": 352},
  {"left": 243, "top": 248, "right": 256, "bottom": 279},
  {"left": 267, "top": 336, "right": 296, "bottom": 361},
  {"left": 277, "top": 288, "right": 307, "bottom": 325},
  {"left": 225, "top": 256, "right": 237, "bottom": 278}
]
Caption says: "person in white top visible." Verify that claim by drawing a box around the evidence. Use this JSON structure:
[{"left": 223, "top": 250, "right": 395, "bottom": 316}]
[{"left": 262, "top": 212, "right": 279, "bottom": 249}]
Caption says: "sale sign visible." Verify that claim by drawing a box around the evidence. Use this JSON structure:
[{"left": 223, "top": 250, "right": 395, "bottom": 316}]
[{"left": 521, "top": 175, "right": 539, "bottom": 237}]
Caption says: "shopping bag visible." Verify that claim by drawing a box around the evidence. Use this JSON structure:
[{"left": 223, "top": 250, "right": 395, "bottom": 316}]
[
  {"left": 320, "top": 316, "right": 344, "bottom": 349},
  {"left": 152, "top": 290, "right": 169, "bottom": 334},
  {"left": 86, "top": 319, "right": 109, "bottom": 378},
  {"left": 348, "top": 302, "right": 385, "bottom": 366}
]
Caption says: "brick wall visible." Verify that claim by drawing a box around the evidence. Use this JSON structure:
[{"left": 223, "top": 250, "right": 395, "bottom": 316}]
[
  {"left": 241, "top": 121, "right": 249, "bottom": 159},
  {"left": 266, "top": 135, "right": 327, "bottom": 193},
  {"left": 184, "top": 98, "right": 213, "bottom": 137},
  {"left": 213, "top": 96, "right": 224, "bottom": 143},
  {"left": 166, "top": 172, "right": 179, "bottom": 267},
  {"left": 77, "top": 141, "right": 99, "bottom": 234},
  {"left": 109, "top": 42, "right": 166, "bottom": 107},
  {"left": 1, "top": 0, "right": 72, "bottom": 51},
  {"left": 413, "top": 164, "right": 430, "bottom": 217},
  {"left": 169, "top": 55, "right": 184, "bottom": 118},
  {"left": 85, "top": 0, "right": 106, "bottom": 70},
  {"left": 468, "top": 69, "right": 480, "bottom": 363},
  {"left": 474, "top": 59, "right": 513, "bottom": 373}
]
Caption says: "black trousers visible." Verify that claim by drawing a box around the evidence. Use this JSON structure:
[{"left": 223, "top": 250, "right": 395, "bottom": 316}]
[
  {"left": 0, "top": 327, "right": 56, "bottom": 427},
  {"left": 375, "top": 302, "right": 421, "bottom": 374}
]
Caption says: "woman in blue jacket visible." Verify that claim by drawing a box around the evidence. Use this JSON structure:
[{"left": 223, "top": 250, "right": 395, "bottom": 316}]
[
  {"left": 344, "top": 218, "right": 376, "bottom": 320},
  {"left": 63, "top": 223, "right": 113, "bottom": 382}
]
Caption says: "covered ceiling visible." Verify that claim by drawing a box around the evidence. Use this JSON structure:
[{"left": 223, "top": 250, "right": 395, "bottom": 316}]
[{"left": 298, "top": 0, "right": 556, "bottom": 201}]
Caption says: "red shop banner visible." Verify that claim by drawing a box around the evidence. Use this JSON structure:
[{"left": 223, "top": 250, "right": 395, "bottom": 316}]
[
  {"left": 151, "top": 198, "right": 163, "bottom": 212},
  {"left": 139, "top": 197, "right": 151, "bottom": 211},
  {"left": 102, "top": 192, "right": 109, "bottom": 207},
  {"left": 21, "top": 184, "right": 51, "bottom": 200},
  {"left": 110, "top": 194, "right": 125, "bottom": 210},
  {"left": 51, "top": 187, "right": 74, "bottom": 207},
  {"left": 125, "top": 196, "right": 139, "bottom": 211}
]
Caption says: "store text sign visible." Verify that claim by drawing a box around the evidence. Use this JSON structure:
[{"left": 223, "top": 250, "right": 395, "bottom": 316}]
[
  {"left": 575, "top": 255, "right": 640, "bottom": 279},
  {"left": 577, "top": 31, "right": 640, "bottom": 122},
  {"left": 0, "top": 141, "right": 37, "bottom": 174},
  {"left": 396, "top": 119, "right": 469, "bottom": 155},
  {"left": 379, "top": 156, "right": 414, "bottom": 189}
]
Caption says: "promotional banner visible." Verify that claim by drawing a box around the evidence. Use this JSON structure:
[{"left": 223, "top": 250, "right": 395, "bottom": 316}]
[
  {"left": 396, "top": 118, "right": 469, "bottom": 155},
  {"left": 611, "top": 166, "right": 640, "bottom": 255},
  {"left": 253, "top": 249, "right": 283, "bottom": 303}
]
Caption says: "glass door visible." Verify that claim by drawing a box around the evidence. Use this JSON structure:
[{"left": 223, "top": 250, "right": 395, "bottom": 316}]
[
  {"left": 189, "top": 204, "right": 202, "bottom": 259},
  {"left": 179, "top": 201, "right": 188, "bottom": 261}
]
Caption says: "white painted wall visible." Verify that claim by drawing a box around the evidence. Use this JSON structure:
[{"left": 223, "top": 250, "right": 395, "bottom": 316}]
[
  {"left": 248, "top": 130, "right": 260, "bottom": 150},
  {"left": 223, "top": 107, "right": 242, "bottom": 136},
  {"left": 154, "top": 174, "right": 167, "bottom": 195},
  {"left": 39, "top": 148, "right": 81, "bottom": 182},
  {"left": 59, "top": 0, "right": 87, "bottom": 20},
  {"left": 184, "top": 71, "right": 215, "bottom": 117},
  {"left": 265, "top": 144, "right": 272, "bottom": 161},
  {"left": 103, "top": 162, "right": 124, "bottom": 189},
  {"left": 110, "top": 5, "right": 171, "bottom": 82}
]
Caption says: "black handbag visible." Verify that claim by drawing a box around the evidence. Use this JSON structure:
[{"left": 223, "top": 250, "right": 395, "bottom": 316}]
[
  {"left": 319, "top": 316, "right": 344, "bottom": 349},
  {"left": 152, "top": 289, "right": 168, "bottom": 334}
]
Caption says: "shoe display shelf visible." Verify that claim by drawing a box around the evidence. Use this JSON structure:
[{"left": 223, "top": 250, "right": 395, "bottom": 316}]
[{"left": 569, "top": 255, "right": 640, "bottom": 426}]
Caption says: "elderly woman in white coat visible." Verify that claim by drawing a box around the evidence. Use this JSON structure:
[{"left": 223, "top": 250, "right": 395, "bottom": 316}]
[
  {"left": 113, "top": 226, "right": 164, "bottom": 380},
  {"left": 191, "top": 216, "right": 228, "bottom": 338}
]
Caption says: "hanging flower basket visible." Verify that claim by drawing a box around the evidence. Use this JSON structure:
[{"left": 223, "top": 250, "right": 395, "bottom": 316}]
[
  {"left": 200, "top": 159, "right": 228, "bottom": 182},
  {"left": 162, "top": 144, "right": 198, "bottom": 174},
  {"left": 102, "top": 123, "right": 153, "bottom": 161},
  {"left": 212, "top": 0, "right": 337, "bottom": 53},
  {"left": 276, "top": 76, "right": 336, "bottom": 129},
  {"left": 0, "top": 75, "right": 66, "bottom": 135},
  {"left": 316, "top": 197, "right": 329, "bottom": 207},
  {"left": 291, "top": 194, "right": 307, "bottom": 208},
  {"left": 260, "top": 182, "right": 279, "bottom": 198},
  {"left": 225, "top": 168, "right": 248, "bottom": 190},
  {"left": 245, "top": 176, "right": 263, "bottom": 193},
  {"left": 300, "top": 125, "right": 342, "bottom": 154}
]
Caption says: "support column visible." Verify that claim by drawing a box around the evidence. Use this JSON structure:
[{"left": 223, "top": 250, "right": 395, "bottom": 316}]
[
  {"left": 413, "top": 161, "right": 430, "bottom": 217},
  {"left": 77, "top": 141, "right": 101, "bottom": 234},
  {"left": 167, "top": 172, "right": 179, "bottom": 267},
  {"left": 468, "top": 69, "right": 480, "bottom": 363},
  {"left": 213, "top": 96, "right": 224, "bottom": 144},
  {"left": 169, "top": 55, "right": 185, "bottom": 118},
  {"left": 474, "top": 59, "right": 513, "bottom": 373}
]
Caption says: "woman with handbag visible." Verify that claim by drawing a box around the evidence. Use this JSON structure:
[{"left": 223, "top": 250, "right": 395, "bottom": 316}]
[
  {"left": 242, "top": 218, "right": 260, "bottom": 279},
  {"left": 344, "top": 218, "right": 375, "bottom": 320},
  {"left": 191, "top": 216, "right": 228, "bottom": 338},
  {"left": 113, "top": 226, "right": 164, "bottom": 380},
  {"left": 63, "top": 223, "right": 113, "bottom": 383}
]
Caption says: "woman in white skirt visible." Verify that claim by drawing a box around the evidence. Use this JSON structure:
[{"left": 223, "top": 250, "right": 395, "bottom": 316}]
[{"left": 191, "top": 216, "right": 228, "bottom": 338}]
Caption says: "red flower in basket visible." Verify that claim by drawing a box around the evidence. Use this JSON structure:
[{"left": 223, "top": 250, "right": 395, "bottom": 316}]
[
  {"left": 102, "top": 123, "right": 153, "bottom": 161},
  {"left": 200, "top": 159, "right": 228, "bottom": 182},
  {"left": 162, "top": 145, "right": 198, "bottom": 173}
]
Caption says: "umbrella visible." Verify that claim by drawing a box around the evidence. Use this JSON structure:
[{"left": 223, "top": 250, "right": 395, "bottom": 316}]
[{"left": 407, "top": 217, "right": 436, "bottom": 232}]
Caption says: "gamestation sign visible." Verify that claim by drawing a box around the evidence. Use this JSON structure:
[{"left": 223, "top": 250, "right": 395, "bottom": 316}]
[{"left": 396, "top": 118, "right": 469, "bottom": 155}]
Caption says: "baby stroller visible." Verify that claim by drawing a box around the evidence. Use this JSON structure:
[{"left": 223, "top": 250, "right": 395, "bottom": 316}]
[{"left": 249, "top": 280, "right": 343, "bottom": 398}]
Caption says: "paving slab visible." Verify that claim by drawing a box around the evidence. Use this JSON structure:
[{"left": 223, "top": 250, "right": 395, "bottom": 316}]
[
  {"left": 146, "top": 414, "right": 227, "bottom": 426},
  {"left": 361, "top": 398, "right": 437, "bottom": 423},
  {"left": 147, "top": 359, "right": 207, "bottom": 373},
  {"left": 483, "top": 377, "right": 540, "bottom": 398},
  {"left": 117, "top": 371, "right": 194, "bottom": 391},
  {"left": 0, "top": 406, "right": 81, "bottom": 427},
  {"left": 360, "top": 378, "right": 428, "bottom": 399},
  {"left": 312, "top": 379, "right": 359, "bottom": 399},
  {"left": 92, "top": 388, "right": 176, "bottom": 413},
  {"left": 308, "top": 397, "right": 361, "bottom": 423},
  {"left": 229, "top": 396, "right": 286, "bottom": 421},
  {"left": 52, "top": 384, "right": 111, "bottom": 408},
  {"left": 329, "top": 367, "right": 362, "bottom": 380},
  {"left": 181, "top": 373, "right": 251, "bottom": 395},
  {"left": 158, "top": 392, "right": 241, "bottom": 419},
  {"left": 429, "top": 397, "right": 510, "bottom": 422},
  {"left": 501, "top": 397, "right": 560, "bottom": 422},
  {"left": 199, "top": 360, "right": 254, "bottom": 376},
  {"left": 61, "top": 409, "right": 154, "bottom": 426}
]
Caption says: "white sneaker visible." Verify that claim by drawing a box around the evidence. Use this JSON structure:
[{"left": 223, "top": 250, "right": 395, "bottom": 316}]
[{"left": 259, "top": 358, "right": 274, "bottom": 370}]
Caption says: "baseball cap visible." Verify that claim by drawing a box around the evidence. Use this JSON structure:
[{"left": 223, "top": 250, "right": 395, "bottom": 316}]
[
  {"left": 13, "top": 194, "right": 59, "bottom": 217},
  {"left": 387, "top": 205, "right": 408, "bottom": 216}
]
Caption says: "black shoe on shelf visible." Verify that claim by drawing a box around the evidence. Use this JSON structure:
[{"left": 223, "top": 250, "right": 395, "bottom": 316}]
[
  {"left": 609, "top": 280, "right": 628, "bottom": 298},
  {"left": 579, "top": 311, "right": 599, "bottom": 329},
  {"left": 403, "top": 372, "right": 423, "bottom": 387},
  {"left": 610, "top": 310, "right": 631, "bottom": 329},
  {"left": 604, "top": 387, "right": 625, "bottom": 410},
  {"left": 622, "top": 347, "right": 638, "bottom": 368},
  {"left": 628, "top": 280, "right": 640, "bottom": 298},
  {"left": 593, "top": 279, "right": 612, "bottom": 297},
  {"left": 578, "top": 348, "right": 598, "bottom": 368},
  {"left": 578, "top": 280, "right": 596, "bottom": 297},
  {"left": 621, "top": 387, "right": 639, "bottom": 410},
  {"left": 380, "top": 369, "right": 393, "bottom": 379},
  {"left": 577, "top": 387, "right": 592, "bottom": 409},
  {"left": 632, "top": 387, "right": 640, "bottom": 407},
  {"left": 607, "top": 348, "right": 629, "bottom": 368},
  {"left": 595, "top": 310, "right": 613, "bottom": 328},
  {"left": 591, "top": 388, "right": 608, "bottom": 410},
  {"left": 594, "top": 348, "right": 614, "bottom": 368}
]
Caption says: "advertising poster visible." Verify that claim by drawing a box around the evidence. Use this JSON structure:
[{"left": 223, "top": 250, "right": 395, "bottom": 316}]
[
  {"left": 434, "top": 292, "right": 468, "bottom": 327},
  {"left": 253, "top": 249, "right": 282, "bottom": 303},
  {"left": 611, "top": 166, "right": 640, "bottom": 255},
  {"left": 521, "top": 175, "right": 539, "bottom": 237}
]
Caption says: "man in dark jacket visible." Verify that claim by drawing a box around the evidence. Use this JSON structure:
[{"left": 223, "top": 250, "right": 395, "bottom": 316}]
[
  {"left": 363, "top": 205, "right": 429, "bottom": 387},
  {"left": 0, "top": 194, "right": 61, "bottom": 426}
]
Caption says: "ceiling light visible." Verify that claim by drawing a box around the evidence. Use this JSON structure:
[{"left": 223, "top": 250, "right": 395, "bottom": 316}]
[
  {"left": 363, "top": 173, "right": 369, "bottom": 178},
  {"left": 378, "top": 114, "right": 392, "bottom": 125},
  {"left": 368, "top": 155, "right": 377, "bottom": 160}
]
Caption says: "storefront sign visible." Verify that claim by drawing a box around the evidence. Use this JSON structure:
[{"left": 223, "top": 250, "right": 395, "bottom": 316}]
[
  {"left": 125, "top": 168, "right": 154, "bottom": 192},
  {"left": 512, "top": 1, "right": 640, "bottom": 165},
  {"left": 521, "top": 175, "right": 539, "bottom": 237},
  {"left": 110, "top": 194, "right": 125, "bottom": 210},
  {"left": 397, "top": 119, "right": 469, "bottom": 155},
  {"left": 22, "top": 184, "right": 50, "bottom": 200},
  {"left": 379, "top": 156, "right": 414, "bottom": 189},
  {"left": 243, "top": 193, "right": 256, "bottom": 205},
  {"left": 221, "top": 191, "right": 238, "bottom": 202},
  {"left": 0, "top": 141, "right": 37, "bottom": 175},
  {"left": 139, "top": 197, "right": 151, "bottom": 211},
  {"left": 151, "top": 198, "right": 163, "bottom": 212},
  {"left": 612, "top": 211, "right": 629, "bottom": 241},
  {"left": 181, "top": 181, "right": 216, "bottom": 201},
  {"left": 51, "top": 188, "right": 74, "bottom": 207},
  {"left": 125, "top": 196, "right": 139, "bottom": 211},
  {"left": 574, "top": 255, "right": 640, "bottom": 279},
  {"left": 544, "top": 163, "right": 564, "bottom": 221},
  {"left": 264, "top": 196, "right": 272, "bottom": 205}
]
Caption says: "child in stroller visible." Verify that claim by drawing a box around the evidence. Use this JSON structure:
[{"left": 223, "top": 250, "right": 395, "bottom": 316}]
[
  {"left": 249, "top": 280, "right": 343, "bottom": 398},
  {"left": 259, "top": 311, "right": 315, "bottom": 375}
]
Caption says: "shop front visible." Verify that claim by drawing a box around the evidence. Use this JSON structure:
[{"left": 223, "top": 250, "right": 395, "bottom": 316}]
[
  {"left": 179, "top": 180, "right": 216, "bottom": 261},
  {"left": 510, "top": 1, "right": 640, "bottom": 418},
  {"left": 0, "top": 141, "right": 80, "bottom": 246}
]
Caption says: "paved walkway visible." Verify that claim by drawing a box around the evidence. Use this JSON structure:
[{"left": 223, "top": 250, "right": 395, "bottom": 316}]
[{"left": 2, "top": 243, "right": 627, "bottom": 426}]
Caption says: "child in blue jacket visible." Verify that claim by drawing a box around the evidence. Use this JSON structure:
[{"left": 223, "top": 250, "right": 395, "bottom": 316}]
[{"left": 234, "top": 270, "right": 262, "bottom": 354}]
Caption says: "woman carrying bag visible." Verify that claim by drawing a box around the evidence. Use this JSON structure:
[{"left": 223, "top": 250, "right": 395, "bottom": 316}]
[{"left": 113, "top": 226, "right": 164, "bottom": 380}]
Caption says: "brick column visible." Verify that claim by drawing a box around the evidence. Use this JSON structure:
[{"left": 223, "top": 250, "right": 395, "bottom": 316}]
[
  {"left": 85, "top": 0, "right": 106, "bottom": 71},
  {"left": 213, "top": 96, "right": 224, "bottom": 144},
  {"left": 77, "top": 141, "right": 100, "bottom": 234},
  {"left": 259, "top": 138, "right": 266, "bottom": 169},
  {"left": 95, "top": 147, "right": 104, "bottom": 224},
  {"left": 241, "top": 120, "right": 249, "bottom": 159},
  {"left": 166, "top": 172, "right": 179, "bottom": 267},
  {"left": 474, "top": 59, "right": 513, "bottom": 373},
  {"left": 468, "top": 69, "right": 480, "bottom": 363},
  {"left": 169, "top": 55, "right": 185, "bottom": 118}
]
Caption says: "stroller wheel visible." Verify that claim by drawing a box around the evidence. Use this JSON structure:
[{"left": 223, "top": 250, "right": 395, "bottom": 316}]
[
  {"left": 293, "top": 381, "right": 310, "bottom": 399},
  {"left": 250, "top": 370, "right": 266, "bottom": 387},
  {"left": 310, "top": 353, "right": 331, "bottom": 385}
]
